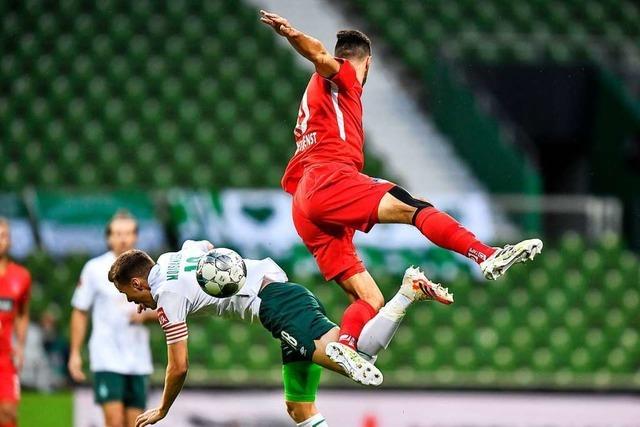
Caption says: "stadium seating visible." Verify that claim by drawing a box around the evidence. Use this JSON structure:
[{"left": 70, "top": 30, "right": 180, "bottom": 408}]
[
  {"left": 348, "top": 0, "right": 640, "bottom": 65},
  {"left": 4, "top": 0, "right": 638, "bottom": 391},
  {"left": 0, "top": 0, "right": 385, "bottom": 189},
  {"left": 26, "top": 233, "right": 640, "bottom": 388}
]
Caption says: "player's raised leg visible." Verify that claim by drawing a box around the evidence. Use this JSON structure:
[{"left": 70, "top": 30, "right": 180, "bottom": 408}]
[
  {"left": 378, "top": 186, "right": 543, "bottom": 280},
  {"left": 312, "top": 327, "right": 383, "bottom": 387},
  {"left": 335, "top": 270, "right": 384, "bottom": 350},
  {"left": 292, "top": 208, "right": 386, "bottom": 352},
  {"left": 358, "top": 266, "right": 453, "bottom": 361}
]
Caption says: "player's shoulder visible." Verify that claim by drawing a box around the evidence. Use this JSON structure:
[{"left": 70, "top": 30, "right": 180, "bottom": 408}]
[
  {"left": 155, "top": 286, "right": 193, "bottom": 318},
  {"left": 9, "top": 261, "right": 31, "bottom": 280}
]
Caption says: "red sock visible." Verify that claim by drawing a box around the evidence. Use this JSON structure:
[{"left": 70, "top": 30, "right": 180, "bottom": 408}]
[
  {"left": 0, "top": 422, "right": 16, "bottom": 427},
  {"left": 413, "top": 206, "right": 496, "bottom": 264},
  {"left": 338, "top": 299, "right": 377, "bottom": 349}
]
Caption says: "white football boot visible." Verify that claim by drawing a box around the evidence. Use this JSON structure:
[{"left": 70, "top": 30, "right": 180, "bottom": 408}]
[
  {"left": 325, "top": 342, "right": 383, "bottom": 386},
  {"left": 480, "top": 238, "right": 543, "bottom": 280},
  {"left": 400, "top": 266, "right": 454, "bottom": 304}
]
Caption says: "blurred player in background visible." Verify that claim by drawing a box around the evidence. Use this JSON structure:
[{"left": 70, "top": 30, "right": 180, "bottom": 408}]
[
  {"left": 108, "top": 241, "right": 452, "bottom": 426},
  {"left": 260, "top": 11, "right": 542, "bottom": 353},
  {"left": 68, "top": 211, "right": 156, "bottom": 427},
  {"left": 0, "top": 218, "right": 31, "bottom": 427}
]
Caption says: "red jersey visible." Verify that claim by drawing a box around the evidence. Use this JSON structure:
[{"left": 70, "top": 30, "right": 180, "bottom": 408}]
[
  {"left": 281, "top": 58, "right": 365, "bottom": 194},
  {"left": 0, "top": 262, "right": 31, "bottom": 359}
]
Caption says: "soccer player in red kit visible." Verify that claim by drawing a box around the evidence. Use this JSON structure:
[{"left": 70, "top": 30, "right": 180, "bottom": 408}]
[
  {"left": 260, "top": 11, "right": 542, "bottom": 353},
  {"left": 0, "top": 218, "right": 31, "bottom": 427}
]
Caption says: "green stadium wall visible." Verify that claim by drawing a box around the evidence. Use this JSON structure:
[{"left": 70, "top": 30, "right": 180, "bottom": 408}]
[
  {"left": 426, "top": 58, "right": 541, "bottom": 196},
  {"left": 591, "top": 67, "right": 640, "bottom": 249}
]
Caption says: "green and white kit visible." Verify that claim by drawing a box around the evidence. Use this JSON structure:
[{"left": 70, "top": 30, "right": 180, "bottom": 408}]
[{"left": 149, "top": 240, "right": 336, "bottom": 402}]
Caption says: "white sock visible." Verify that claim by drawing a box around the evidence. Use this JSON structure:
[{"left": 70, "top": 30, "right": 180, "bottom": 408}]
[
  {"left": 297, "top": 413, "right": 328, "bottom": 426},
  {"left": 357, "top": 292, "right": 411, "bottom": 361},
  {"left": 380, "top": 292, "right": 412, "bottom": 320}
]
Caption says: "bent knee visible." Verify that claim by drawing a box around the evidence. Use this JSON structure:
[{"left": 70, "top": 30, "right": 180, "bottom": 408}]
[
  {"left": 362, "top": 293, "right": 384, "bottom": 312},
  {"left": 286, "top": 401, "right": 317, "bottom": 423},
  {"left": 104, "top": 415, "right": 125, "bottom": 427},
  {"left": 0, "top": 407, "right": 17, "bottom": 424}
]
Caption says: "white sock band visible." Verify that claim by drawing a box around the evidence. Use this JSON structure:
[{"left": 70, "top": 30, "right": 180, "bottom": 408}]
[{"left": 297, "top": 413, "right": 328, "bottom": 426}]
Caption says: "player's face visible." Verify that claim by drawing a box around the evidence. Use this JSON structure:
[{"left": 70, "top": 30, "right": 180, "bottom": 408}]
[
  {"left": 115, "top": 278, "right": 156, "bottom": 309},
  {"left": 107, "top": 218, "right": 138, "bottom": 256},
  {"left": 0, "top": 223, "right": 10, "bottom": 258}
]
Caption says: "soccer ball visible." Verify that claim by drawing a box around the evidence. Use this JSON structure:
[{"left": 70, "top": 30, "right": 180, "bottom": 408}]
[{"left": 196, "top": 248, "right": 247, "bottom": 298}]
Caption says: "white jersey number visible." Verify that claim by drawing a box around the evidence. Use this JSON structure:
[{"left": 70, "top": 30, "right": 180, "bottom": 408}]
[
  {"left": 294, "top": 84, "right": 346, "bottom": 141},
  {"left": 294, "top": 88, "right": 310, "bottom": 138}
]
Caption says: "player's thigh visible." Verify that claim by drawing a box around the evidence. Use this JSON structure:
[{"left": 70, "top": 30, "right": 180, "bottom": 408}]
[
  {"left": 123, "top": 375, "right": 148, "bottom": 412},
  {"left": 304, "top": 169, "right": 396, "bottom": 231},
  {"left": 260, "top": 283, "right": 337, "bottom": 362},
  {"left": 102, "top": 401, "right": 125, "bottom": 427},
  {"left": 311, "top": 327, "right": 347, "bottom": 375},
  {"left": 94, "top": 372, "right": 126, "bottom": 427},
  {"left": 293, "top": 209, "right": 365, "bottom": 282},
  {"left": 338, "top": 270, "right": 385, "bottom": 311},
  {"left": 0, "top": 368, "right": 18, "bottom": 424},
  {"left": 377, "top": 185, "right": 433, "bottom": 224},
  {"left": 0, "top": 401, "right": 17, "bottom": 424},
  {"left": 124, "top": 407, "right": 143, "bottom": 427}
]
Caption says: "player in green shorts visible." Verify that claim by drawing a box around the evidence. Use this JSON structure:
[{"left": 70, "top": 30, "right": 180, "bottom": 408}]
[{"left": 108, "top": 240, "right": 453, "bottom": 426}]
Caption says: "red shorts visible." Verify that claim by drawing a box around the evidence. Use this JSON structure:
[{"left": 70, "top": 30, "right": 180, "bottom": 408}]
[
  {"left": 292, "top": 163, "right": 395, "bottom": 281},
  {"left": 0, "top": 359, "right": 19, "bottom": 403}
]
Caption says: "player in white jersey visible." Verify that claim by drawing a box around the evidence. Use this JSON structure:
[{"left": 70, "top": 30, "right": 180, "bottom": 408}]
[
  {"left": 108, "top": 240, "right": 453, "bottom": 426},
  {"left": 69, "top": 211, "right": 157, "bottom": 427}
]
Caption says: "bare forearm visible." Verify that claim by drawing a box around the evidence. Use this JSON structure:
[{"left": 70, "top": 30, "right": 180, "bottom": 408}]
[
  {"left": 141, "top": 309, "right": 157, "bottom": 322},
  {"left": 15, "top": 312, "right": 29, "bottom": 348},
  {"left": 131, "top": 309, "right": 157, "bottom": 324},
  {"left": 70, "top": 310, "right": 88, "bottom": 354},
  {"left": 286, "top": 32, "right": 328, "bottom": 64},
  {"left": 159, "top": 367, "right": 187, "bottom": 414},
  {"left": 259, "top": 10, "right": 338, "bottom": 76}
]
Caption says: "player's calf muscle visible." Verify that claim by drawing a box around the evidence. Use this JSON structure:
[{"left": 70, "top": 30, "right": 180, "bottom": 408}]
[{"left": 286, "top": 401, "right": 317, "bottom": 422}]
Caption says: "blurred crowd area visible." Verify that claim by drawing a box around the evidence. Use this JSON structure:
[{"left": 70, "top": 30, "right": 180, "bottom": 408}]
[{"left": 21, "top": 306, "right": 69, "bottom": 392}]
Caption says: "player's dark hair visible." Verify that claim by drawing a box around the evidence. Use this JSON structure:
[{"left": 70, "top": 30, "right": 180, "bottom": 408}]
[
  {"left": 108, "top": 249, "right": 155, "bottom": 285},
  {"left": 105, "top": 209, "right": 138, "bottom": 238},
  {"left": 334, "top": 30, "right": 371, "bottom": 60}
]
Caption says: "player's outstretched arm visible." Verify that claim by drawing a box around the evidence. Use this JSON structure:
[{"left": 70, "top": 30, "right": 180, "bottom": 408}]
[
  {"left": 68, "top": 308, "right": 89, "bottom": 382},
  {"left": 136, "top": 340, "right": 189, "bottom": 427},
  {"left": 259, "top": 10, "right": 340, "bottom": 77}
]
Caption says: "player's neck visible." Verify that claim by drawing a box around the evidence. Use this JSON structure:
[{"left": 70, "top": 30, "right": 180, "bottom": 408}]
[{"left": 347, "top": 58, "right": 368, "bottom": 86}]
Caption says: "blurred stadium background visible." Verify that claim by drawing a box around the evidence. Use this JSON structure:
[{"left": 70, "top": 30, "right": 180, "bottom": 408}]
[{"left": 1, "top": 0, "right": 639, "bottom": 425}]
